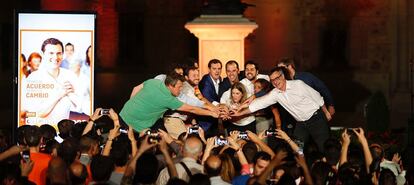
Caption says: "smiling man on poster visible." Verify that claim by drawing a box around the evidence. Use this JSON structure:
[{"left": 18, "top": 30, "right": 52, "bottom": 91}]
[{"left": 22, "top": 38, "right": 80, "bottom": 126}]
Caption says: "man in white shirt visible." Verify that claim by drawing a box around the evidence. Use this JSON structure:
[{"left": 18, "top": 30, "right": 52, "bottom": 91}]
[
  {"left": 22, "top": 38, "right": 80, "bottom": 127},
  {"left": 238, "top": 61, "right": 271, "bottom": 134},
  {"left": 156, "top": 136, "right": 204, "bottom": 185},
  {"left": 233, "top": 66, "right": 331, "bottom": 152},
  {"left": 239, "top": 61, "right": 270, "bottom": 96}
]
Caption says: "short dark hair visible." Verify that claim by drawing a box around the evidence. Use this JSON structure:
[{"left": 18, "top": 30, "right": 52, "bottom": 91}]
[
  {"left": 226, "top": 60, "right": 239, "bottom": 69},
  {"left": 252, "top": 151, "right": 271, "bottom": 165},
  {"left": 165, "top": 72, "right": 186, "bottom": 87},
  {"left": 270, "top": 66, "right": 291, "bottom": 80},
  {"left": 245, "top": 60, "right": 259, "bottom": 71},
  {"left": 208, "top": 59, "right": 222, "bottom": 68},
  {"left": 254, "top": 79, "right": 272, "bottom": 93},
  {"left": 40, "top": 124, "right": 57, "bottom": 141},
  {"left": 65, "top": 42, "right": 74, "bottom": 48},
  {"left": 278, "top": 57, "right": 296, "bottom": 69},
  {"left": 79, "top": 135, "right": 98, "bottom": 153},
  {"left": 57, "top": 119, "right": 75, "bottom": 139},
  {"left": 323, "top": 138, "right": 341, "bottom": 166},
  {"left": 17, "top": 125, "right": 32, "bottom": 145},
  {"left": 184, "top": 66, "right": 199, "bottom": 77},
  {"left": 109, "top": 145, "right": 129, "bottom": 167},
  {"left": 41, "top": 38, "right": 64, "bottom": 54},
  {"left": 58, "top": 137, "right": 80, "bottom": 166},
  {"left": 133, "top": 153, "right": 159, "bottom": 184},
  {"left": 90, "top": 155, "right": 114, "bottom": 182},
  {"left": 24, "top": 126, "right": 42, "bottom": 147},
  {"left": 378, "top": 169, "right": 396, "bottom": 185}
]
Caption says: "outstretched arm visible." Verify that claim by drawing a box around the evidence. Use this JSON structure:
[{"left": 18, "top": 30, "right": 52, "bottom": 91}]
[
  {"left": 339, "top": 129, "right": 351, "bottom": 166},
  {"left": 178, "top": 103, "right": 219, "bottom": 118},
  {"left": 82, "top": 108, "right": 103, "bottom": 135},
  {"left": 353, "top": 128, "right": 373, "bottom": 173}
]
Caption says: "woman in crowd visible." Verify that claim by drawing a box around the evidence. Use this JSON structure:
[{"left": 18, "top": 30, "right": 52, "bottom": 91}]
[{"left": 222, "top": 82, "right": 256, "bottom": 133}]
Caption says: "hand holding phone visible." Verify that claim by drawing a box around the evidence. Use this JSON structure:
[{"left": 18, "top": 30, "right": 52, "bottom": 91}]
[
  {"left": 22, "top": 150, "right": 30, "bottom": 162},
  {"left": 100, "top": 109, "right": 110, "bottom": 115}
]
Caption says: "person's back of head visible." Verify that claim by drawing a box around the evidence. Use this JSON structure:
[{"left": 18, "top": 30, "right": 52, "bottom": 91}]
[
  {"left": 276, "top": 173, "right": 296, "bottom": 185},
  {"left": 71, "top": 121, "right": 87, "bottom": 139},
  {"left": 90, "top": 155, "right": 114, "bottom": 183},
  {"left": 204, "top": 155, "right": 222, "bottom": 177},
  {"left": 70, "top": 161, "right": 88, "bottom": 185},
  {"left": 109, "top": 144, "right": 129, "bottom": 167},
  {"left": 337, "top": 162, "right": 361, "bottom": 185},
  {"left": 47, "top": 157, "right": 70, "bottom": 185},
  {"left": 24, "top": 125, "right": 42, "bottom": 148},
  {"left": 311, "top": 161, "right": 336, "bottom": 185},
  {"left": 167, "top": 178, "right": 189, "bottom": 185},
  {"left": 323, "top": 138, "right": 341, "bottom": 166},
  {"left": 57, "top": 137, "right": 80, "bottom": 166},
  {"left": 183, "top": 136, "right": 203, "bottom": 159},
  {"left": 243, "top": 141, "right": 258, "bottom": 164},
  {"left": 278, "top": 57, "right": 296, "bottom": 70},
  {"left": 17, "top": 125, "right": 32, "bottom": 146},
  {"left": 189, "top": 173, "right": 211, "bottom": 185},
  {"left": 379, "top": 169, "right": 397, "bottom": 185},
  {"left": 219, "top": 153, "right": 236, "bottom": 183},
  {"left": 133, "top": 152, "right": 159, "bottom": 184},
  {"left": 40, "top": 124, "right": 57, "bottom": 141},
  {"left": 79, "top": 135, "right": 99, "bottom": 155},
  {"left": 57, "top": 119, "right": 74, "bottom": 139},
  {"left": 370, "top": 143, "right": 385, "bottom": 161}
]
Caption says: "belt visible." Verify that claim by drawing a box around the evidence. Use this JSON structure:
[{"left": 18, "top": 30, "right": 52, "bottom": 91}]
[{"left": 297, "top": 108, "right": 323, "bottom": 124}]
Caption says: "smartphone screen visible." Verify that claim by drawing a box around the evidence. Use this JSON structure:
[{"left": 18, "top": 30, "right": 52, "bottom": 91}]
[{"left": 22, "top": 150, "right": 30, "bottom": 162}]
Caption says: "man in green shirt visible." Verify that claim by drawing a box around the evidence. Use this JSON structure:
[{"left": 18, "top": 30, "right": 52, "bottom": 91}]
[{"left": 120, "top": 73, "right": 219, "bottom": 131}]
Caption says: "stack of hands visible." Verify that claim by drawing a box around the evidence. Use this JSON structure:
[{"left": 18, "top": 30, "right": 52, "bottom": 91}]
[{"left": 216, "top": 101, "right": 250, "bottom": 120}]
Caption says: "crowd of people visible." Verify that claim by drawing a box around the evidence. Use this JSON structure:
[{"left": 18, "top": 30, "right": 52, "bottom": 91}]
[{"left": 1, "top": 58, "right": 413, "bottom": 185}]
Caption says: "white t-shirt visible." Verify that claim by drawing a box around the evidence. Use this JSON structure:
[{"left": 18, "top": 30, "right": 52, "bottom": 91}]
[{"left": 22, "top": 68, "right": 80, "bottom": 126}]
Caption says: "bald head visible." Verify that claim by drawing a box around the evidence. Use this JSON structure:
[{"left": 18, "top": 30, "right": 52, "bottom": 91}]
[
  {"left": 70, "top": 161, "right": 88, "bottom": 184},
  {"left": 205, "top": 155, "right": 222, "bottom": 177},
  {"left": 47, "top": 157, "right": 69, "bottom": 184},
  {"left": 70, "top": 161, "right": 85, "bottom": 177},
  {"left": 183, "top": 136, "right": 203, "bottom": 158}
]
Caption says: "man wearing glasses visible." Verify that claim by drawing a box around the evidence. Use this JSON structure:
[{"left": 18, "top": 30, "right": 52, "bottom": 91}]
[{"left": 232, "top": 66, "right": 331, "bottom": 152}]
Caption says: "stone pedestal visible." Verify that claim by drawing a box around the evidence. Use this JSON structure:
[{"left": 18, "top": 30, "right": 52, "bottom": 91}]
[{"left": 185, "top": 15, "right": 257, "bottom": 76}]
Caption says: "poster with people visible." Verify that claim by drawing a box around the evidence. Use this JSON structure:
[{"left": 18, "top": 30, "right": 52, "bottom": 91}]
[{"left": 17, "top": 12, "right": 95, "bottom": 128}]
